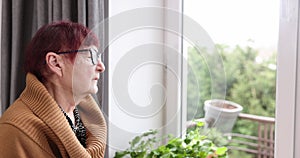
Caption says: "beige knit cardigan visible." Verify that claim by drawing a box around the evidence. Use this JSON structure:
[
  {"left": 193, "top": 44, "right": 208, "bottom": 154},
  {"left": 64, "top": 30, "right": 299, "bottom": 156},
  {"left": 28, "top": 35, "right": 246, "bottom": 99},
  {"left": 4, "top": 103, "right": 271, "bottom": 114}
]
[{"left": 0, "top": 73, "right": 107, "bottom": 158}]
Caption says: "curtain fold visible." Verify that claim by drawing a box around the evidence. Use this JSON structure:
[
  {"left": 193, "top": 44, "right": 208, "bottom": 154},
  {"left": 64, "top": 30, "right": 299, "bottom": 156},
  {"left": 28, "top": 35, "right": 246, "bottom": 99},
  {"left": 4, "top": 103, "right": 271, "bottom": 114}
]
[{"left": 1, "top": 0, "right": 105, "bottom": 115}]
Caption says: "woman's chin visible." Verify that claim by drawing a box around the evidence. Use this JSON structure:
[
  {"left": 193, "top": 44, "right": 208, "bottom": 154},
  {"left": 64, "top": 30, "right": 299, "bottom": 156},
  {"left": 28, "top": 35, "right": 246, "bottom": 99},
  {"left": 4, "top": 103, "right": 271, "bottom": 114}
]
[{"left": 90, "top": 87, "right": 98, "bottom": 94}]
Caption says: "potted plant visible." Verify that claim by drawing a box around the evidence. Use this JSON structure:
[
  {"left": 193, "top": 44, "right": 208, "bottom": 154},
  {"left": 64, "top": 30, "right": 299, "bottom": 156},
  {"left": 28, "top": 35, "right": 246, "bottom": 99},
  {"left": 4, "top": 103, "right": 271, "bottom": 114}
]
[
  {"left": 204, "top": 99, "right": 243, "bottom": 133},
  {"left": 114, "top": 122, "right": 228, "bottom": 158}
]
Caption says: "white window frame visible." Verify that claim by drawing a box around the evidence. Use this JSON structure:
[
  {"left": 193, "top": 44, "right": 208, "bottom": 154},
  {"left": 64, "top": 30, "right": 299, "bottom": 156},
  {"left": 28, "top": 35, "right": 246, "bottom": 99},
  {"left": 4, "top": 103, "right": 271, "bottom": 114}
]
[
  {"left": 275, "top": 0, "right": 299, "bottom": 157},
  {"left": 163, "top": 0, "right": 186, "bottom": 137}
]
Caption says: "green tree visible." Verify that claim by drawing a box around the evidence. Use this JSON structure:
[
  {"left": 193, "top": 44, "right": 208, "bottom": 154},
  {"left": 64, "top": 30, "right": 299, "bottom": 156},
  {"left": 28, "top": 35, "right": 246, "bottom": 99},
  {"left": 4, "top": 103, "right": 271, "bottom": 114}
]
[
  {"left": 187, "top": 45, "right": 227, "bottom": 120},
  {"left": 187, "top": 44, "right": 276, "bottom": 136}
]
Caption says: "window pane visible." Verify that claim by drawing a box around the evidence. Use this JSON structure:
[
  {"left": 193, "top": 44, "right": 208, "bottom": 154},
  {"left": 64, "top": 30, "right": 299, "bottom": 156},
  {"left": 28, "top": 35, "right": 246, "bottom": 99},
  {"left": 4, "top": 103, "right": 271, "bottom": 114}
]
[{"left": 184, "top": 0, "right": 278, "bottom": 157}]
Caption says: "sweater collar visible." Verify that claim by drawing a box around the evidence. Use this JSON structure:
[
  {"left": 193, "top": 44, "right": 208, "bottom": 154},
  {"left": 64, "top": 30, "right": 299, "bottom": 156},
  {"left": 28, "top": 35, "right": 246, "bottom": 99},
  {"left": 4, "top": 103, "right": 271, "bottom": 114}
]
[{"left": 20, "top": 73, "right": 102, "bottom": 157}]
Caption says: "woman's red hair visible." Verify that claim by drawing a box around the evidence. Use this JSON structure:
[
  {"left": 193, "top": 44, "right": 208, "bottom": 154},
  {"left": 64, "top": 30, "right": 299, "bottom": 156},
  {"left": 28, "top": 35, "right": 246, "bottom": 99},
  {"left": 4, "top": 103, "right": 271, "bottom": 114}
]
[{"left": 24, "top": 21, "right": 99, "bottom": 81}]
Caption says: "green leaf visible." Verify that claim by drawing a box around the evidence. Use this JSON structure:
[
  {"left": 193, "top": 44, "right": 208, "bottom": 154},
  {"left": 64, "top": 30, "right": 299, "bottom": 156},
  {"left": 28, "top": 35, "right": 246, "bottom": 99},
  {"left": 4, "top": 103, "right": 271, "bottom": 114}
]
[
  {"left": 196, "top": 121, "right": 205, "bottom": 127},
  {"left": 130, "top": 136, "right": 141, "bottom": 147},
  {"left": 184, "top": 138, "right": 192, "bottom": 145},
  {"left": 215, "top": 147, "right": 228, "bottom": 155},
  {"left": 114, "top": 151, "right": 129, "bottom": 158}
]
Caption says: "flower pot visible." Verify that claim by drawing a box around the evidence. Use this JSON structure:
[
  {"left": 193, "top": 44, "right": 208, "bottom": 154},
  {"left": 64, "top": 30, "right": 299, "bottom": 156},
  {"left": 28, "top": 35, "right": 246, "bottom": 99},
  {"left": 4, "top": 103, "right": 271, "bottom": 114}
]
[{"left": 204, "top": 99, "right": 243, "bottom": 133}]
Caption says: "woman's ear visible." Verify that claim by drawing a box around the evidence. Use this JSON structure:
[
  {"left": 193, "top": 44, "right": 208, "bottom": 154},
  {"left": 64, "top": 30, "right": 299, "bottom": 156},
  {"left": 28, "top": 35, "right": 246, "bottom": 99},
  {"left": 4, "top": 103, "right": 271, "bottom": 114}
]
[{"left": 45, "top": 52, "right": 63, "bottom": 77}]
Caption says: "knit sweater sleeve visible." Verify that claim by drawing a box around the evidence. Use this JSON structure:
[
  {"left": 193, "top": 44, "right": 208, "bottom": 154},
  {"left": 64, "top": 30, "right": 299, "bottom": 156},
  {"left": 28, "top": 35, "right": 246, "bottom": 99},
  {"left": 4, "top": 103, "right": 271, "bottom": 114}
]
[{"left": 0, "top": 123, "right": 55, "bottom": 158}]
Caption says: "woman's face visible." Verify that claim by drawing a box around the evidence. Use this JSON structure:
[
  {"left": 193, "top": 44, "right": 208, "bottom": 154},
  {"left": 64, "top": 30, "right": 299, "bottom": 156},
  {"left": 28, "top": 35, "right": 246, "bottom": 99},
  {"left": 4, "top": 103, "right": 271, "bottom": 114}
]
[{"left": 70, "top": 45, "right": 105, "bottom": 98}]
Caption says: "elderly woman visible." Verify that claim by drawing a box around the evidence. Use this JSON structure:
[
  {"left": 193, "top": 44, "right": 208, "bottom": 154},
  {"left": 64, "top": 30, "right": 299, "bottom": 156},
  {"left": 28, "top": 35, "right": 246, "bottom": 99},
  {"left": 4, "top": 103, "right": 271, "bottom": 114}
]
[{"left": 0, "top": 21, "right": 107, "bottom": 157}]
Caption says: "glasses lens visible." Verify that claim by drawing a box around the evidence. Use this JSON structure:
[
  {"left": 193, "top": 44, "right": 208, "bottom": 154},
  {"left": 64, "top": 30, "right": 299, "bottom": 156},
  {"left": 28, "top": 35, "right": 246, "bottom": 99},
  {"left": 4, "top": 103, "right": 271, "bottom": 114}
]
[{"left": 91, "top": 49, "right": 100, "bottom": 65}]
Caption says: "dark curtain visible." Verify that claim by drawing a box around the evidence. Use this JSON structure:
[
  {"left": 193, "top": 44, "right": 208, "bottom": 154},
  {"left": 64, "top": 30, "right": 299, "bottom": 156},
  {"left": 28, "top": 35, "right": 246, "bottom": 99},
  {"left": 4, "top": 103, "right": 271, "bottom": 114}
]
[{"left": 1, "top": 0, "right": 106, "bottom": 115}]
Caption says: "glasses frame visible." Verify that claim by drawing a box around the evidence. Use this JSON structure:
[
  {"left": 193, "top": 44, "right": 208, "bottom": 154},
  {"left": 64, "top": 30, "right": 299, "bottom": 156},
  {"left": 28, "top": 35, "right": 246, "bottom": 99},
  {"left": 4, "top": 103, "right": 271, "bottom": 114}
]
[{"left": 55, "top": 48, "right": 101, "bottom": 65}]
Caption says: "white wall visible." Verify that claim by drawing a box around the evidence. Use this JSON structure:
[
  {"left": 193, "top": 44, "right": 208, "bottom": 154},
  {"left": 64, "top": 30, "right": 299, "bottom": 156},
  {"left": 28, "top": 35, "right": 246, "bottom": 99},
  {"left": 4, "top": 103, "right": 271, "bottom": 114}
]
[
  {"left": 108, "top": 1, "right": 184, "bottom": 157},
  {"left": 108, "top": 1, "right": 166, "bottom": 157}
]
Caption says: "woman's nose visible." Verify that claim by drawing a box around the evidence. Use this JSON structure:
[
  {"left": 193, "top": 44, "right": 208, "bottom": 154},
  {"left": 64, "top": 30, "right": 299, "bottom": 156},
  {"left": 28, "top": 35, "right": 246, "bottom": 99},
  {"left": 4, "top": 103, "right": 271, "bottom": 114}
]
[{"left": 96, "top": 59, "right": 105, "bottom": 73}]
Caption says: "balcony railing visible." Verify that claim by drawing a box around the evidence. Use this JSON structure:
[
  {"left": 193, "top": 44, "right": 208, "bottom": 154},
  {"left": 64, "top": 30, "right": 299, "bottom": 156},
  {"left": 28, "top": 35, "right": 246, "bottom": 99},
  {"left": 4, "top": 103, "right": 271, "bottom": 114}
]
[
  {"left": 187, "top": 113, "right": 275, "bottom": 158},
  {"left": 226, "top": 113, "right": 275, "bottom": 158}
]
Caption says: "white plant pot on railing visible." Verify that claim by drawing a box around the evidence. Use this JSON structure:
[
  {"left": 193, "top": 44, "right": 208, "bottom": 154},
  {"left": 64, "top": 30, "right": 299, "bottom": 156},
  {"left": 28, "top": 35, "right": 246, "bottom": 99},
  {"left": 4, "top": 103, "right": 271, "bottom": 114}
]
[{"left": 204, "top": 99, "right": 243, "bottom": 133}]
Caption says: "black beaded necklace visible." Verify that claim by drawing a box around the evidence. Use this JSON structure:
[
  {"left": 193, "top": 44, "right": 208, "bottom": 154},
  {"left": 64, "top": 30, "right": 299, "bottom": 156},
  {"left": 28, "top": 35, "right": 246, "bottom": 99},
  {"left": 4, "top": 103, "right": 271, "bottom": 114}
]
[{"left": 60, "top": 106, "right": 87, "bottom": 147}]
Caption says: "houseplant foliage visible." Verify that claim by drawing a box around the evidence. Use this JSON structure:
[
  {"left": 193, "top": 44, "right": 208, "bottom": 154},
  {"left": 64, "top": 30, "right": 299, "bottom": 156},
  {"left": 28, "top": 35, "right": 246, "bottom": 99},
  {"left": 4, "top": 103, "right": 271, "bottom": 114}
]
[{"left": 114, "top": 122, "right": 228, "bottom": 158}]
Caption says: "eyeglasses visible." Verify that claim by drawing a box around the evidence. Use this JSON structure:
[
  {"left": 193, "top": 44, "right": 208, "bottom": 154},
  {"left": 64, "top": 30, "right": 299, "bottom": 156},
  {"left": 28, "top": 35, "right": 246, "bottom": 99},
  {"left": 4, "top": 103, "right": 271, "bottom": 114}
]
[{"left": 55, "top": 48, "right": 101, "bottom": 65}]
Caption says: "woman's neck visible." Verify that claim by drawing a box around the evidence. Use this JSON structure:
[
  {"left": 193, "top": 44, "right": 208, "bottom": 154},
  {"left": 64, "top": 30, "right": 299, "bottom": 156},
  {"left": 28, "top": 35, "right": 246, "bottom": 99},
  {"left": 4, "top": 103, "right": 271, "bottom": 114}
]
[{"left": 44, "top": 81, "right": 77, "bottom": 114}]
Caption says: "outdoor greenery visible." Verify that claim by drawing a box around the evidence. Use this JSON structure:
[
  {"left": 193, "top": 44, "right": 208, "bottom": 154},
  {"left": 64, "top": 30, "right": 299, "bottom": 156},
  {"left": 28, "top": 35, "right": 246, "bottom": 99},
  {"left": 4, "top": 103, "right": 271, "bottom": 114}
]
[
  {"left": 187, "top": 44, "right": 276, "bottom": 120},
  {"left": 114, "top": 122, "right": 228, "bottom": 158},
  {"left": 187, "top": 44, "right": 276, "bottom": 157}
]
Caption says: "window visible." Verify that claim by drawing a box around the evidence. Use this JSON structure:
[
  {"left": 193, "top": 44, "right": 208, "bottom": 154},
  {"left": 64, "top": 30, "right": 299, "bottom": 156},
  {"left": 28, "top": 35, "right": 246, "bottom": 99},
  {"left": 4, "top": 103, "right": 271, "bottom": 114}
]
[
  {"left": 106, "top": 0, "right": 300, "bottom": 157},
  {"left": 183, "top": 0, "right": 279, "bottom": 157}
]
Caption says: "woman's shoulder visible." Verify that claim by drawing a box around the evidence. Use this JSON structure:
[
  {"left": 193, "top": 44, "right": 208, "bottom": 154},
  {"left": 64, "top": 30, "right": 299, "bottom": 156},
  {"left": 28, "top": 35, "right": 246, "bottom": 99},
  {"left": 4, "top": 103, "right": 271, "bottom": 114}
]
[
  {"left": 0, "top": 115, "right": 56, "bottom": 158},
  {"left": 0, "top": 99, "right": 46, "bottom": 133},
  {"left": 0, "top": 99, "right": 53, "bottom": 150}
]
